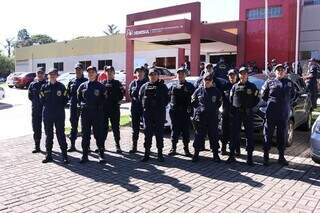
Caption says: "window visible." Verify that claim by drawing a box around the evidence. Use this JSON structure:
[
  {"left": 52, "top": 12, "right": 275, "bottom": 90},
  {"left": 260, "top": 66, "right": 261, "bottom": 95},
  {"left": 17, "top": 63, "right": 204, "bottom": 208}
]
[
  {"left": 79, "top": 61, "right": 91, "bottom": 70},
  {"left": 98, "top": 60, "right": 112, "bottom": 70},
  {"left": 304, "top": 0, "right": 320, "bottom": 6},
  {"left": 37, "top": 63, "right": 46, "bottom": 71},
  {"left": 155, "top": 57, "right": 176, "bottom": 69},
  {"left": 247, "top": 6, "right": 282, "bottom": 20},
  {"left": 54, "top": 62, "right": 64, "bottom": 71}
]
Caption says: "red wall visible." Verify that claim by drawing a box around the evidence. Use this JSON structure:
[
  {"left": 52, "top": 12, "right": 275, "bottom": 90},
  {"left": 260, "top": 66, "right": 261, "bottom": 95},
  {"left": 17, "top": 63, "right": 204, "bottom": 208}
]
[{"left": 240, "top": 0, "right": 297, "bottom": 68}]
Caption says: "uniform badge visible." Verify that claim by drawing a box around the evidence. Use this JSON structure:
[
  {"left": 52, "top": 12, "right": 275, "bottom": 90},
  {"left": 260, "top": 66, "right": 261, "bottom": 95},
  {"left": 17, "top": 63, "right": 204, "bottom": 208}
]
[
  {"left": 94, "top": 89, "right": 100, "bottom": 96},
  {"left": 212, "top": 96, "right": 216, "bottom": 103},
  {"left": 57, "top": 90, "right": 62, "bottom": 96},
  {"left": 247, "top": 89, "right": 252, "bottom": 95}
]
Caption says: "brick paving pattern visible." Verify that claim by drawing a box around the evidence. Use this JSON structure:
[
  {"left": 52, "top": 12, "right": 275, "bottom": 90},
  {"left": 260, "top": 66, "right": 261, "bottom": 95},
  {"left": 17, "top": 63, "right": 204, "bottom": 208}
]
[{"left": 0, "top": 127, "right": 319, "bottom": 212}]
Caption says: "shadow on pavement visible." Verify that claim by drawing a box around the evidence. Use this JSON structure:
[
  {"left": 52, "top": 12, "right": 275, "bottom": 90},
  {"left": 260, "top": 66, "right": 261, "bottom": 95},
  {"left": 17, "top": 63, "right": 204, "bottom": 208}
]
[{"left": 0, "top": 103, "right": 13, "bottom": 110}]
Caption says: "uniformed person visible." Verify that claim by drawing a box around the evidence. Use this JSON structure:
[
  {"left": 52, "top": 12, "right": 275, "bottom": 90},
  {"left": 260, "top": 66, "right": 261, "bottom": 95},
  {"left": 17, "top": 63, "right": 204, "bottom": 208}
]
[
  {"left": 40, "top": 68, "right": 69, "bottom": 164},
  {"left": 168, "top": 68, "right": 195, "bottom": 157},
  {"left": 214, "top": 57, "right": 229, "bottom": 80},
  {"left": 139, "top": 68, "right": 169, "bottom": 162},
  {"left": 77, "top": 66, "right": 106, "bottom": 163},
  {"left": 195, "top": 63, "right": 225, "bottom": 92},
  {"left": 28, "top": 67, "right": 47, "bottom": 153},
  {"left": 304, "top": 58, "right": 319, "bottom": 109},
  {"left": 66, "top": 63, "right": 88, "bottom": 152},
  {"left": 268, "top": 58, "right": 277, "bottom": 72},
  {"left": 262, "top": 64, "right": 295, "bottom": 166},
  {"left": 221, "top": 69, "right": 238, "bottom": 156},
  {"left": 191, "top": 72, "right": 222, "bottom": 162},
  {"left": 128, "top": 67, "right": 148, "bottom": 153},
  {"left": 101, "top": 66, "right": 125, "bottom": 153},
  {"left": 227, "top": 67, "right": 260, "bottom": 165}
]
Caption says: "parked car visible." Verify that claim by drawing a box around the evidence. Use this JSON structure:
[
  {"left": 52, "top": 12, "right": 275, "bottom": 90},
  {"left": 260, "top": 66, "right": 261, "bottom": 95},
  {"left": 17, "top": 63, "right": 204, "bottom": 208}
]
[
  {"left": 249, "top": 73, "right": 313, "bottom": 146},
  {"left": 0, "top": 77, "right": 6, "bottom": 83},
  {"left": 153, "top": 67, "right": 176, "bottom": 82},
  {"left": 14, "top": 72, "right": 36, "bottom": 89},
  {"left": 6, "top": 73, "right": 23, "bottom": 88},
  {"left": 57, "top": 72, "right": 88, "bottom": 87},
  {"left": 0, "top": 86, "right": 5, "bottom": 100},
  {"left": 310, "top": 114, "right": 320, "bottom": 163}
]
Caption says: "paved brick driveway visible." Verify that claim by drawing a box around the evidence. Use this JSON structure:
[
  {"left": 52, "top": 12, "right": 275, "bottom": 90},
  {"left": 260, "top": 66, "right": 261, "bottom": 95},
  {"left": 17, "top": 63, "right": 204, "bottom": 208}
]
[{"left": 0, "top": 127, "right": 320, "bottom": 212}]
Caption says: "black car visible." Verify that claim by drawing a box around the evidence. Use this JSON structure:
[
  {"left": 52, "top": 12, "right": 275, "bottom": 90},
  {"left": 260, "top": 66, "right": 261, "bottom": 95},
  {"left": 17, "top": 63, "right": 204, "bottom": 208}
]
[{"left": 248, "top": 73, "right": 312, "bottom": 146}]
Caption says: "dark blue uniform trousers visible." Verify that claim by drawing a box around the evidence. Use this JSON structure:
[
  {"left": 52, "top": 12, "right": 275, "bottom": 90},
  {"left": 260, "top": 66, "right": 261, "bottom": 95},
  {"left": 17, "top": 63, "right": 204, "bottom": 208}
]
[
  {"left": 193, "top": 118, "right": 220, "bottom": 153},
  {"left": 143, "top": 110, "right": 165, "bottom": 150},
  {"left": 170, "top": 109, "right": 191, "bottom": 145},
  {"left": 263, "top": 117, "right": 287, "bottom": 155},
  {"left": 230, "top": 109, "right": 254, "bottom": 155},
  {"left": 81, "top": 108, "right": 104, "bottom": 155},
  {"left": 31, "top": 107, "right": 43, "bottom": 143},
  {"left": 69, "top": 104, "right": 81, "bottom": 142},
  {"left": 131, "top": 108, "right": 142, "bottom": 142},
  {"left": 43, "top": 113, "right": 67, "bottom": 153},
  {"left": 102, "top": 107, "right": 121, "bottom": 148}
]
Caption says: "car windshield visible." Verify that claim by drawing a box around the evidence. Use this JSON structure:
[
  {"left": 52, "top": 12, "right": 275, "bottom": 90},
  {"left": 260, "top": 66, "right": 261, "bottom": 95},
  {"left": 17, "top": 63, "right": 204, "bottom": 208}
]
[{"left": 249, "top": 75, "right": 267, "bottom": 90}]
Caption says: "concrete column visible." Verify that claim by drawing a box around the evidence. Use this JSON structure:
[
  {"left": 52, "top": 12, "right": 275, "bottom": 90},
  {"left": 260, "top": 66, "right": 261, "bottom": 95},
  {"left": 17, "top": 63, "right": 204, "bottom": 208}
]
[{"left": 190, "top": 3, "right": 201, "bottom": 76}]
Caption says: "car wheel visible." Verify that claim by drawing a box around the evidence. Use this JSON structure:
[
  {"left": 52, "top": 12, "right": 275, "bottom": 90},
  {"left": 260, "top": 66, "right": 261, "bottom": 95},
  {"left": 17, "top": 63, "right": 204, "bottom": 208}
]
[
  {"left": 312, "top": 156, "right": 320, "bottom": 164},
  {"left": 8, "top": 85, "right": 13, "bottom": 88},
  {"left": 286, "top": 119, "right": 294, "bottom": 147},
  {"left": 300, "top": 112, "right": 312, "bottom": 131}
]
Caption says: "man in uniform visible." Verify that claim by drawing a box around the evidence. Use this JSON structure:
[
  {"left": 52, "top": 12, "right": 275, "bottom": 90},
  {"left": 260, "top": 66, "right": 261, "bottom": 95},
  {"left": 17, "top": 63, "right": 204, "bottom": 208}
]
[
  {"left": 28, "top": 67, "right": 47, "bottom": 153},
  {"left": 227, "top": 67, "right": 260, "bottom": 165},
  {"left": 304, "top": 58, "right": 319, "bottom": 109},
  {"left": 262, "top": 64, "right": 295, "bottom": 166},
  {"left": 40, "top": 68, "right": 69, "bottom": 164},
  {"left": 139, "top": 68, "right": 169, "bottom": 162},
  {"left": 77, "top": 66, "right": 107, "bottom": 163},
  {"left": 101, "top": 66, "right": 125, "bottom": 153},
  {"left": 214, "top": 57, "right": 229, "bottom": 80},
  {"left": 66, "top": 63, "right": 88, "bottom": 152},
  {"left": 191, "top": 72, "right": 222, "bottom": 162},
  {"left": 128, "top": 67, "right": 148, "bottom": 153},
  {"left": 168, "top": 68, "right": 195, "bottom": 157},
  {"left": 221, "top": 69, "right": 238, "bottom": 156}
]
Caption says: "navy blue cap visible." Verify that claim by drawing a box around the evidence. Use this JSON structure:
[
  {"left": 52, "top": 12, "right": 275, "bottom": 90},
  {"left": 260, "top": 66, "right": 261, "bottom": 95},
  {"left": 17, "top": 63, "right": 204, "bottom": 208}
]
[
  {"left": 105, "top": 66, "right": 115, "bottom": 72},
  {"left": 74, "top": 63, "right": 83, "bottom": 69},
  {"left": 48, "top": 68, "right": 58, "bottom": 75},
  {"left": 227, "top": 69, "right": 237, "bottom": 76},
  {"left": 86, "top": 66, "right": 97, "bottom": 72},
  {"left": 239, "top": 67, "right": 248, "bottom": 73},
  {"left": 203, "top": 72, "right": 213, "bottom": 80},
  {"left": 273, "top": 64, "right": 285, "bottom": 71},
  {"left": 36, "top": 67, "right": 45, "bottom": 73},
  {"left": 176, "top": 67, "right": 187, "bottom": 74}
]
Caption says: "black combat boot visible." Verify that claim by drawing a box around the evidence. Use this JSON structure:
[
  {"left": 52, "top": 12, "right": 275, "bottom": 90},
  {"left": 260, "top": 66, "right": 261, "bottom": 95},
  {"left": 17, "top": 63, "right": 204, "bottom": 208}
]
[
  {"left": 278, "top": 153, "right": 289, "bottom": 166},
  {"left": 263, "top": 150, "right": 269, "bottom": 166},
  {"left": 129, "top": 140, "right": 138, "bottom": 154},
  {"left": 226, "top": 152, "right": 236, "bottom": 164},
  {"left": 168, "top": 143, "right": 177, "bottom": 156},
  {"left": 183, "top": 143, "right": 193, "bottom": 158},
  {"left": 68, "top": 140, "right": 76, "bottom": 152},
  {"left": 42, "top": 151, "right": 53, "bottom": 163},
  {"left": 115, "top": 141, "right": 122, "bottom": 154},
  {"left": 98, "top": 149, "right": 106, "bottom": 163},
  {"left": 247, "top": 152, "right": 253, "bottom": 166},
  {"left": 221, "top": 143, "right": 228, "bottom": 156},
  {"left": 158, "top": 149, "right": 164, "bottom": 162},
  {"left": 192, "top": 150, "right": 200, "bottom": 162},
  {"left": 141, "top": 149, "right": 150, "bottom": 162},
  {"left": 32, "top": 140, "right": 41, "bottom": 153},
  {"left": 62, "top": 150, "right": 70, "bottom": 164},
  {"left": 79, "top": 151, "right": 89, "bottom": 164},
  {"left": 235, "top": 147, "right": 241, "bottom": 157},
  {"left": 213, "top": 152, "right": 221, "bottom": 163}
]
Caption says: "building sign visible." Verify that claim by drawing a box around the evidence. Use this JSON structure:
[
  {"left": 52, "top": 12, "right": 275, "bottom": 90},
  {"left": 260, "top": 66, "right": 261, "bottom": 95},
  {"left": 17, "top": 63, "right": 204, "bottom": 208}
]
[{"left": 126, "top": 19, "right": 191, "bottom": 39}]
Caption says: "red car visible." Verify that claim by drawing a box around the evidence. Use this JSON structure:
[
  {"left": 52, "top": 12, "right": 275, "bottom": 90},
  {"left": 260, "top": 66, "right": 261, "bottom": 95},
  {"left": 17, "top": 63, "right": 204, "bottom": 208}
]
[{"left": 14, "top": 72, "right": 36, "bottom": 89}]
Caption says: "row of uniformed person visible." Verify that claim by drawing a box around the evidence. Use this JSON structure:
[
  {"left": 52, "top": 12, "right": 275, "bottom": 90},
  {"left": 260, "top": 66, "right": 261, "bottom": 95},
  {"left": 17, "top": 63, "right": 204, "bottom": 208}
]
[{"left": 29, "top": 62, "right": 295, "bottom": 166}]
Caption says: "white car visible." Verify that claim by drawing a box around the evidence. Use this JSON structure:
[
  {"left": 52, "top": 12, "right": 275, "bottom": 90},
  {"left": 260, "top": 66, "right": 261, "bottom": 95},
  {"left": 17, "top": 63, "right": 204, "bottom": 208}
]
[
  {"left": 0, "top": 87, "right": 5, "bottom": 100},
  {"left": 57, "top": 72, "right": 88, "bottom": 87}
]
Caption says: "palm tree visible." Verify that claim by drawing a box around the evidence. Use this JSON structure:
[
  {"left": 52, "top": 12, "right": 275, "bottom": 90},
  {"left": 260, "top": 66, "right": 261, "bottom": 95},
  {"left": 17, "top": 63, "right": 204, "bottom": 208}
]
[
  {"left": 103, "top": 24, "right": 120, "bottom": 35},
  {"left": 4, "top": 38, "right": 14, "bottom": 57}
]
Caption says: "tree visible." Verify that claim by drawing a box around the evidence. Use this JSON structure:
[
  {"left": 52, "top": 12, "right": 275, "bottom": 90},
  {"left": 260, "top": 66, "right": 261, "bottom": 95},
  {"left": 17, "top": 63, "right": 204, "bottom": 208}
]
[
  {"left": 3, "top": 38, "right": 14, "bottom": 57},
  {"left": 103, "top": 24, "right": 120, "bottom": 35},
  {"left": 15, "top": 29, "right": 32, "bottom": 48},
  {"left": 0, "top": 53, "right": 14, "bottom": 77},
  {"left": 31, "top": 34, "right": 56, "bottom": 45}
]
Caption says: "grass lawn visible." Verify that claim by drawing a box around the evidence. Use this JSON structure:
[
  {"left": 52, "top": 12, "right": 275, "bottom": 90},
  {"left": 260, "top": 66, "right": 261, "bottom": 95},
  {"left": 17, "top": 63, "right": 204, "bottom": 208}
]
[{"left": 65, "top": 114, "right": 131, "bottom": 135}]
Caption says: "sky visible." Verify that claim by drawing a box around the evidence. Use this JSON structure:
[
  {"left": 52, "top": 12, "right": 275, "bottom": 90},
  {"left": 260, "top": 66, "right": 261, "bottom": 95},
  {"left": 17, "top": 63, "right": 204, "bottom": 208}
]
[{"left": 0, "top": 0, "right": 239, "bottom": 52}]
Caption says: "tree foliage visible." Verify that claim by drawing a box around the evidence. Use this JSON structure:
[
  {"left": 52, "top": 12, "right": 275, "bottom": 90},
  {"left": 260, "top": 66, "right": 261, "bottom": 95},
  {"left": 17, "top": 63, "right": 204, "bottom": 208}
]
[
  {"left": 0, "top": 53, "right": 14, "bottom": 77},
  {"left": 103, "top": 24, "right": 120, "bottom": 35}
]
